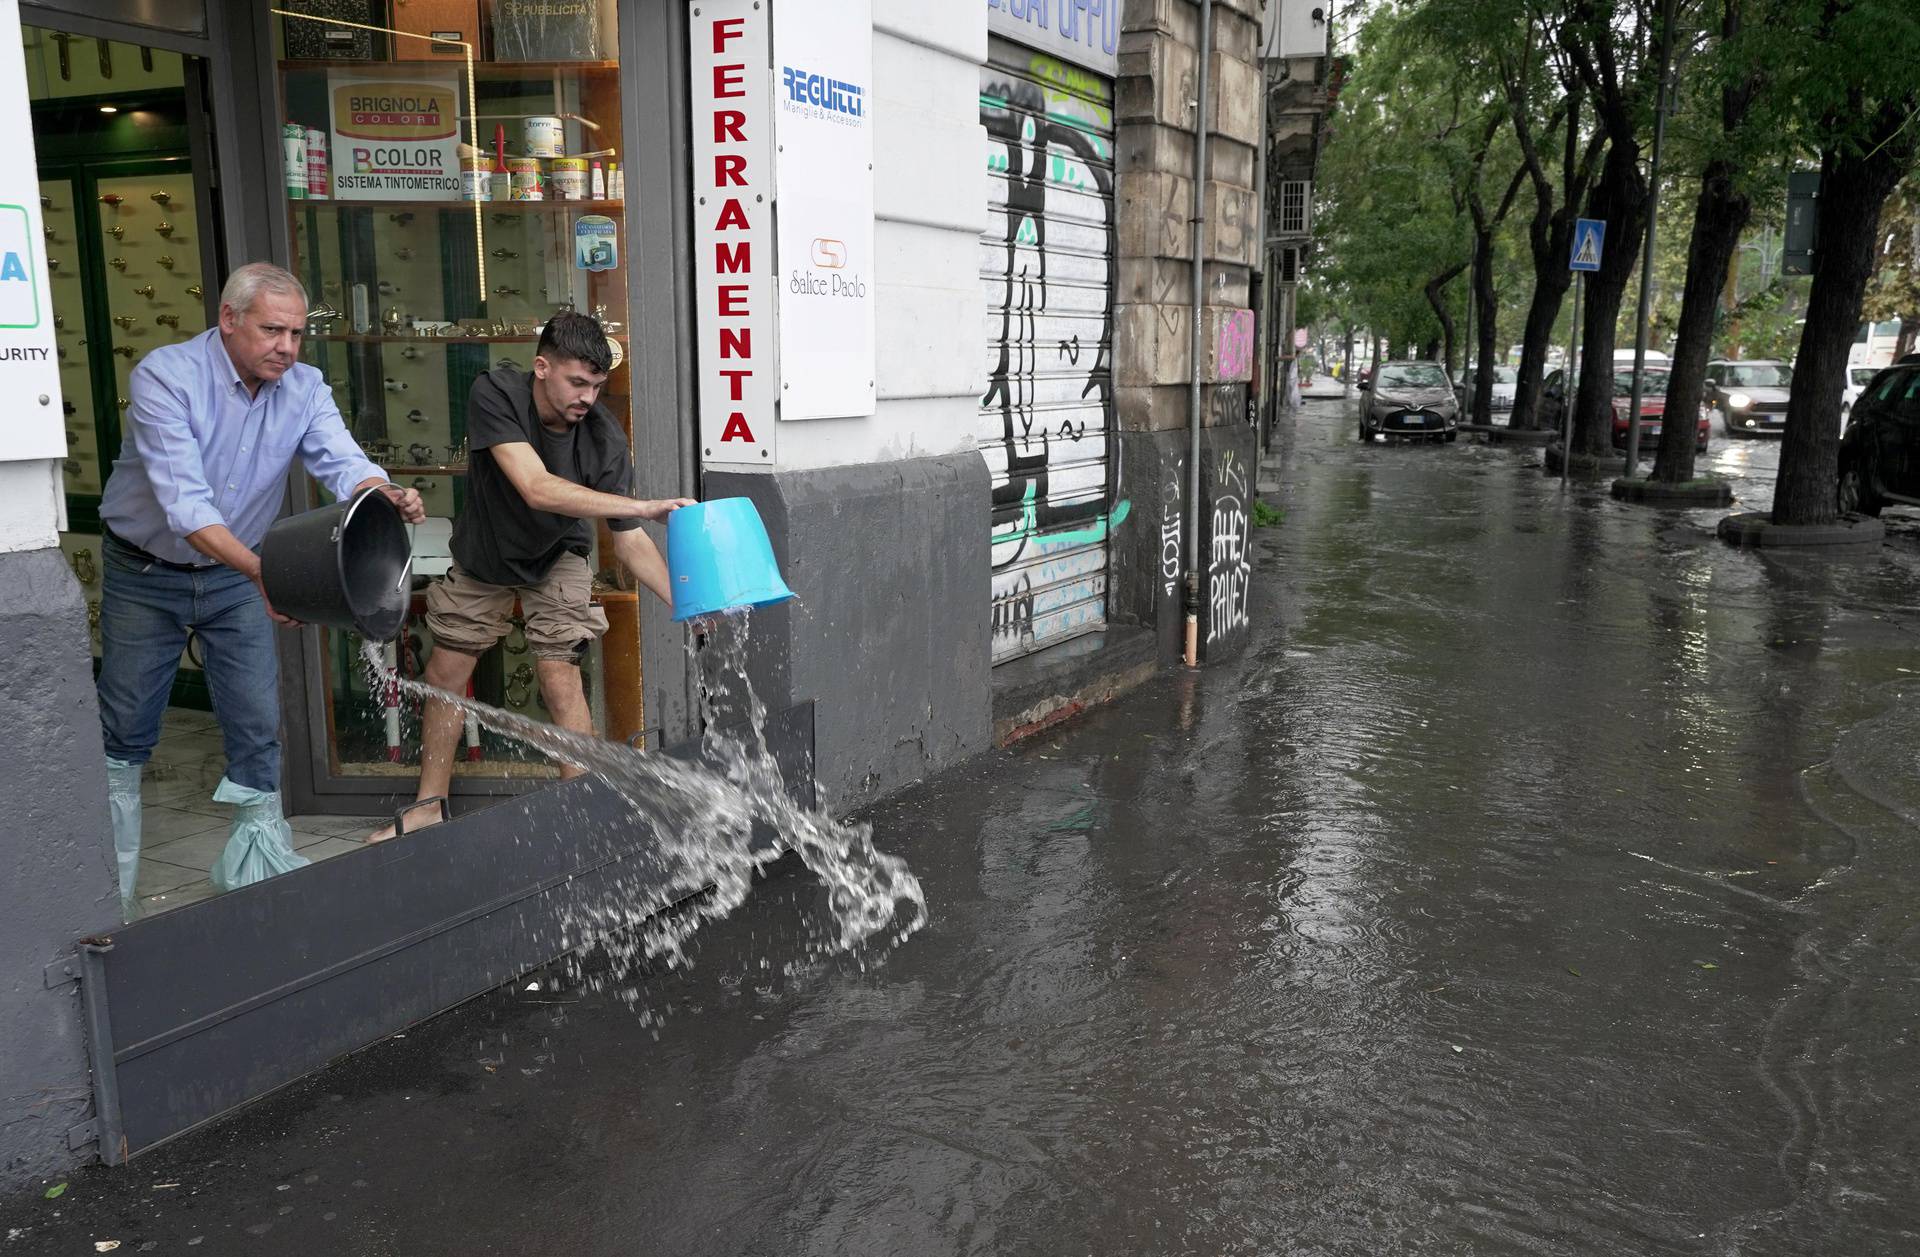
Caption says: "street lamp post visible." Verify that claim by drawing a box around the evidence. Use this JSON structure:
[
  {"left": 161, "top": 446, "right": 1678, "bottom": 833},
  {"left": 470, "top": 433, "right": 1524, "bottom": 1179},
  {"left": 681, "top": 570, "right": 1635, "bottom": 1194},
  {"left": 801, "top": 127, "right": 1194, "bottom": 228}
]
[{"left": 1623, "top": 0, "right": 1675, "bottom": 476}]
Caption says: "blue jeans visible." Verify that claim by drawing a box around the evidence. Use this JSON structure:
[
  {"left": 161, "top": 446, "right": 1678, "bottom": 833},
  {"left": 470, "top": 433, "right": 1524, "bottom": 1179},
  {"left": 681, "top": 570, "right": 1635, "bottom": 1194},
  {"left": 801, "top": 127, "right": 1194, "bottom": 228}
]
[{"left": 97, "top": 535, "right": 283, "bottom": 791}]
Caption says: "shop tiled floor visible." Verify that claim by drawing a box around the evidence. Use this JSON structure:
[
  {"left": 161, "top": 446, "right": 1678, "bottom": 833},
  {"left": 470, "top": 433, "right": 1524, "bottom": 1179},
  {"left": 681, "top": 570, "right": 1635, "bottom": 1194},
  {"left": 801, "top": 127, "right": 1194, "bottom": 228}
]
[{"left": 133, "top": 708, "right": 380, "bottom": 917}]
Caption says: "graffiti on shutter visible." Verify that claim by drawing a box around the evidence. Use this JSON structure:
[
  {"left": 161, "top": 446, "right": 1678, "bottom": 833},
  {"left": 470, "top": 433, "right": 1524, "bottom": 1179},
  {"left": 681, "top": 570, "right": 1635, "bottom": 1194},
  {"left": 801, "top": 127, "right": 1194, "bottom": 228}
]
[{"left": 980, "top": 40, "right": 1121, "bottom": 664}]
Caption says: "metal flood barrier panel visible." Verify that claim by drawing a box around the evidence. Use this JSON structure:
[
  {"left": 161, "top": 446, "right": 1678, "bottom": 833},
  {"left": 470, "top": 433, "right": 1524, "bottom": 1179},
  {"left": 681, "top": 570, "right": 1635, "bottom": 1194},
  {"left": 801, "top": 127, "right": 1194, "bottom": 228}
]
[
  {"left": 979, "top": 37, "right": 1119, "bottom": 664},
  {"left": 77, "top": 702, "right": 815, "bottom": 1163}
]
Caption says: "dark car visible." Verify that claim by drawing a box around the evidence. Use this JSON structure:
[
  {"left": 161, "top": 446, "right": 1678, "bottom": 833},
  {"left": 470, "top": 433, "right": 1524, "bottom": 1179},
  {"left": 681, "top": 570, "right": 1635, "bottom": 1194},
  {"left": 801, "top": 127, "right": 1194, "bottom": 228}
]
[
  {"left": 1358, "top": 361, "right": 1458, "bottom": 443},
  {"left": 1705, "top": 359, "right": 1792, "bottom": 436},
  {"left": 1537, "top": 367, "right": 1709, "bottom": 454},
  {"left": 1836, "top": 362, "right": 1920, "bottom": 515}
]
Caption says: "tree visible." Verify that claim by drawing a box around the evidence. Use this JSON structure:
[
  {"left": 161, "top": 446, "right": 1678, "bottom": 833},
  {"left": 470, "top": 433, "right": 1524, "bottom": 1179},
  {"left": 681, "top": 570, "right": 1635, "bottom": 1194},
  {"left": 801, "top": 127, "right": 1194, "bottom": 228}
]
[
  {"left": 1860, "top": 178, "right": 1920, "bottom": 358},
  {"left": 1651, "top": 0, "right": 1765, "bottom": 483},
  {"left": 1561, "top": 0, "right": 1675, "bottom": 459},
  {"left": 1769, "top": 0, "right": 1920, "bottom": 525}
]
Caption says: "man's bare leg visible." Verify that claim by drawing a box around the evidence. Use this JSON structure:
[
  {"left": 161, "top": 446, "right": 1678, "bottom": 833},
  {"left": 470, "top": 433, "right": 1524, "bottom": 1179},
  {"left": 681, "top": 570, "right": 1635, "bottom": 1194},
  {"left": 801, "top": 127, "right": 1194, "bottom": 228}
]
[
  {"left": 366, "top": 645, "right": 481, "bottom": 841},
  {"left": 534, "top": 658, "right": 595, "bottom": 780}
]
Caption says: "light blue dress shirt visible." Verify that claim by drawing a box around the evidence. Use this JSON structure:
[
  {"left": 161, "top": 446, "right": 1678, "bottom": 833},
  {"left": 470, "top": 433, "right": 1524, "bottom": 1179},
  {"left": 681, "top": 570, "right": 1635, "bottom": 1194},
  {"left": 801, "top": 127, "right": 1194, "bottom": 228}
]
[{"left": 100, "top": 328, "right": 383, "bottom": 565}]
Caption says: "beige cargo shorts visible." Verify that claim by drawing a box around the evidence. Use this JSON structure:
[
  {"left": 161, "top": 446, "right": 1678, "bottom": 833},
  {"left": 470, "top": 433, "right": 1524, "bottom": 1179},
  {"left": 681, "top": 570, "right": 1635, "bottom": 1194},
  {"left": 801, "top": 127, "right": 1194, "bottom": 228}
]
[{"left": 423, "top": 553, "right": 607, "bottom": 662}]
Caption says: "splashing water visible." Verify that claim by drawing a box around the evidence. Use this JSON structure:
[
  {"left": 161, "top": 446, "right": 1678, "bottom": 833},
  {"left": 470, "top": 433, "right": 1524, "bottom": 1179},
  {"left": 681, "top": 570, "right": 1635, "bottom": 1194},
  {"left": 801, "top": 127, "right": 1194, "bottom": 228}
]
[{"left": 360, "top": 618, "right": 925, "bottom": 998}]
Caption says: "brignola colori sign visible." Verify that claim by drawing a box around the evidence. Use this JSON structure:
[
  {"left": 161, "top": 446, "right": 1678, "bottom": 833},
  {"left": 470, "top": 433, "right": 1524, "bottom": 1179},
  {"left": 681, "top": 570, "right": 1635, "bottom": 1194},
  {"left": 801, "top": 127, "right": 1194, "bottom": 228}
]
[{"left": 328, "top": 73, "right": 462, "bottom": 200}]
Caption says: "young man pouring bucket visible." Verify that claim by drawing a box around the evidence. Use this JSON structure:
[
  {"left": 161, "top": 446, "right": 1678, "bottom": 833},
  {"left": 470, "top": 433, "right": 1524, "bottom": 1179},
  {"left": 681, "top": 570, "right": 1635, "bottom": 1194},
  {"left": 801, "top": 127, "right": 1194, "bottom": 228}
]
[{"left": 371, "top": 313, "right": 692, "bottom": 840}]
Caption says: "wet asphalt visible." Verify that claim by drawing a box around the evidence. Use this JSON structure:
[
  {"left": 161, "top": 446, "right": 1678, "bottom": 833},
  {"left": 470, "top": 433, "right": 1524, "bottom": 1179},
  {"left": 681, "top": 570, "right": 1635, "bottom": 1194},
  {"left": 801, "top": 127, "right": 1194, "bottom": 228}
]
[{"left": 9, "top": 397, "right": 1920, "bottom": 1256}]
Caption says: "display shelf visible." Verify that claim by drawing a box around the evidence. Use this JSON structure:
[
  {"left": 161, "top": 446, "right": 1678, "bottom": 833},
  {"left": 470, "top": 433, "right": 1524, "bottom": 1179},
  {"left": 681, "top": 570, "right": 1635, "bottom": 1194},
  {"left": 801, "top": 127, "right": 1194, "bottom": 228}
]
[
  {"left": 296, "top": 198, "right": 622, "bottom": 213},
  {"left": 279, "top": 59, "right": 619, "bottom": 77}
]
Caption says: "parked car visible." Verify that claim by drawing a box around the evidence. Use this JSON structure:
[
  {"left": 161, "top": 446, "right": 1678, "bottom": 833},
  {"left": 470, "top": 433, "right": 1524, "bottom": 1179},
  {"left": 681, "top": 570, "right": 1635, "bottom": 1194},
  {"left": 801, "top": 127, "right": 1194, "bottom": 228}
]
[
  {"left": 1455, "top": 365, "right": 1518, "bottom": 422},
  {"left": 1705, "top": 359, "right": 1792, "bottom": 436},
  {"left": 1841, "top": 365, "right": 1880, "bottom": 424},
  {"left": 1836, "top": 361, "right": 1920, "bottom": 515},
  {"left": 1358, "top": 361, "right": 1459, "bottom": 443},
  {"left": 1537, "top": 366, "right": 1709, "bottom": 453}
]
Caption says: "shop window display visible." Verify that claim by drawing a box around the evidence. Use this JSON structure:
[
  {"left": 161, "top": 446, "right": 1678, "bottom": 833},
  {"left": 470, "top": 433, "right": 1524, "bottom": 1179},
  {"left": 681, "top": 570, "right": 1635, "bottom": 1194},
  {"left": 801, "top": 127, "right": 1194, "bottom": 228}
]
[
  {"left": 31, "top": 30, "right": 218, "bottom": 714},
  {"left": 274, "top": 3, "right": 641, "bottom": 780}
]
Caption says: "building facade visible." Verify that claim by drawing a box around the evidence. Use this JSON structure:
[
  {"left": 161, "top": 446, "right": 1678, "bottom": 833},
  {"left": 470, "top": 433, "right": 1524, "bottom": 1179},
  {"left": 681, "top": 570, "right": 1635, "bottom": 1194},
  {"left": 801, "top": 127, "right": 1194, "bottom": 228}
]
[{"left": 0, "top": 0, "right": 1295, "bottom": 1190}]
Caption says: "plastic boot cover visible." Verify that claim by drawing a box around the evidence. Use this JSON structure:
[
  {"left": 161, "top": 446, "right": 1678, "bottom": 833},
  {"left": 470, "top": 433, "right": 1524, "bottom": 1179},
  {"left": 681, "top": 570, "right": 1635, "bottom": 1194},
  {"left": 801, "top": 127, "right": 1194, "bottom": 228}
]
[
  {"left": 106, "top": 756, "right": 143, "bottom": 921},
  {"left": 209, "top": 777, "right": 311, "bottom": 892}
]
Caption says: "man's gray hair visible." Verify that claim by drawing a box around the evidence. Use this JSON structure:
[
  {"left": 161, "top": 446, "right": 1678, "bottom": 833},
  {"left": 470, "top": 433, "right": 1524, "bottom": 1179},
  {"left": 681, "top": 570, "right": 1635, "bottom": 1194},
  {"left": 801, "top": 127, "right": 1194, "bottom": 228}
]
[{"left": 220, "top": 262, "right": 309, "bottom": 318}]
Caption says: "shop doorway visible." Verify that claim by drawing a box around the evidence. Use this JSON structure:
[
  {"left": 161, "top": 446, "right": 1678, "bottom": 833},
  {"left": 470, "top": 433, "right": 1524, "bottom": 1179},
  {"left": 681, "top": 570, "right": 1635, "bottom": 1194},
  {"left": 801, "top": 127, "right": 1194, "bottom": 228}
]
[{"left": 29, "top": 23, "right": 368, "bottom": 916}]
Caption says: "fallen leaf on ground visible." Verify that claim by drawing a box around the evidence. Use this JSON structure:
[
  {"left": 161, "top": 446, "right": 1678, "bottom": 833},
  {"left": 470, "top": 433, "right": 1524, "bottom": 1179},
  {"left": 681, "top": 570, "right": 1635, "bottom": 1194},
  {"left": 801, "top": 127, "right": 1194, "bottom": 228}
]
[{"left": 43, "top": 1183, "right": 66, "bottom": 1200}]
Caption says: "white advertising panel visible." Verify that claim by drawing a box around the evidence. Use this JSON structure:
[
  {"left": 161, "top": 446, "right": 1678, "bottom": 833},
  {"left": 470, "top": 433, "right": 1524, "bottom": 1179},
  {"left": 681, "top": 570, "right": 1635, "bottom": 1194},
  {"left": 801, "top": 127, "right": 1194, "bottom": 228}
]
[
  {"left": 773, "top": 0, "right": 876, "bottom": 420},
  {"left": 987, "top": 0, "right": 1120, "bottom": 76},
  {"left": 0, "top": 0, "right": 65, "bottom": 462},
  {"left": 690, "top": 0, "right": 776, "bottom": 464},
  {"left": 328, "top": 71, "right": 463, "bottom": 201}
]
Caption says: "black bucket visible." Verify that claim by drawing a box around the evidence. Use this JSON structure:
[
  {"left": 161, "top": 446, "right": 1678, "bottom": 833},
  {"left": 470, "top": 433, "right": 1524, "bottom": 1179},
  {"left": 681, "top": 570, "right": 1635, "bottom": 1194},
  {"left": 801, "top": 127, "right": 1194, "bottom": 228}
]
[{"left": 260, "top": 486, "right": 412, "bottom": 641}]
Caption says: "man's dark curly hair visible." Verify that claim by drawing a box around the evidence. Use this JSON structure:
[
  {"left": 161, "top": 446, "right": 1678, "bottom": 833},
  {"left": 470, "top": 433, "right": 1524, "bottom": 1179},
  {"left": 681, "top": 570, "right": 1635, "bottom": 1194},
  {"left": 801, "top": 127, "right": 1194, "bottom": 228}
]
[{"left": 537, "top": 311, "right": 613, "bottom": 374}]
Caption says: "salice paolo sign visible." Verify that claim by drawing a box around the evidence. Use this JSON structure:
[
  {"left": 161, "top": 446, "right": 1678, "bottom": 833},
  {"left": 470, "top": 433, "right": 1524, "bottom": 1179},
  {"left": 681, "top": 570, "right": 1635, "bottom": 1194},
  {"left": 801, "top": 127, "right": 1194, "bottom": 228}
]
[{"left": 773, "top": 0, "right": 875, "bottom": 420}]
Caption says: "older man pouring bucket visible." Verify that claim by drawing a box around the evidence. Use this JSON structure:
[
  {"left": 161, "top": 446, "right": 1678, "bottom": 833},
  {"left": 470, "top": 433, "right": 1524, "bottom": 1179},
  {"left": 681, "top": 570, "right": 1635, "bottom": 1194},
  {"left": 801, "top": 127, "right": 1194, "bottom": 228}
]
[{"left": 96, "top": 262, "right": 424, "bottom": 920}]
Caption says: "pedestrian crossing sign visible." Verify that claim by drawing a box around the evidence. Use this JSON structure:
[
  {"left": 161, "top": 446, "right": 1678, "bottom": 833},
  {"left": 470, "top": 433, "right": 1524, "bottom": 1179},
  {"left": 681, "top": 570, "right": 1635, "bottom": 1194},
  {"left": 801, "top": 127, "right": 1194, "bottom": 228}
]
[{"left": 1570, "top": 218, "right": 1605, "bottom": 272}]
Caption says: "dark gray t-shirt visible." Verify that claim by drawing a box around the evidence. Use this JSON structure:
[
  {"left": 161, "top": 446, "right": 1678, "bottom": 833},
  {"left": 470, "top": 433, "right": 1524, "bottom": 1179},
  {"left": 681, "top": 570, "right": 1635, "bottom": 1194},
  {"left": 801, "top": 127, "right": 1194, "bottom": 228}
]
[{"left": 451, "top": 365, "right": 639, "bottom": 587}]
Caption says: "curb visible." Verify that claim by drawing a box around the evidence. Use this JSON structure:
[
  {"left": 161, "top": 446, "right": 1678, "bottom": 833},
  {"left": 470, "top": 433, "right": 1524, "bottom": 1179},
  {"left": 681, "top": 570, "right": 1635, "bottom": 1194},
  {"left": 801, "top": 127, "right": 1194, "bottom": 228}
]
[
  {"left": 1541, "top": 443, "right": 1617, "bottom": 477},
  {"left": 1611, "top": 477, "right": 1734, "bottom": 507},
  {"left": 1716, "top": 512, "right": 1886, "bottom": 549}
]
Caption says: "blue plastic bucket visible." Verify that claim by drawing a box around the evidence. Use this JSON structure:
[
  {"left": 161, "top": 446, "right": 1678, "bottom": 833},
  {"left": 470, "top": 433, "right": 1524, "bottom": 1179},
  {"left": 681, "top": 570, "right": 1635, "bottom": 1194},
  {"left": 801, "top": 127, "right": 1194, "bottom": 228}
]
[{"left": 667, "top": 497, "right": 796, "bottom": 622}]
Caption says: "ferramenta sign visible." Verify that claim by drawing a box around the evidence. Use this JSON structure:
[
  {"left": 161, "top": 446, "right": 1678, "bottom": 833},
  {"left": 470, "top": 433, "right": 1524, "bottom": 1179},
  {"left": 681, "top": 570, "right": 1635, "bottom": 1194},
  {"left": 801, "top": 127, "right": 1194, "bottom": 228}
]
[
  {"left": 690, "top": 0, "right": 776, "bottom": 464},
  {"left": 689, "top": 0, "right": 877, "bottom": 463}
]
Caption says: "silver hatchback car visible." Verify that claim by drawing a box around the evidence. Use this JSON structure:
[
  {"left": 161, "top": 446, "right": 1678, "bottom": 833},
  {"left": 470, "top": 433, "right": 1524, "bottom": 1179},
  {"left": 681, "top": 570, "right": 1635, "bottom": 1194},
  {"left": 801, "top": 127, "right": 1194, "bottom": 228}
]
[{"left": 1360, "top": 361, "right": 1459, "bottom": 443}]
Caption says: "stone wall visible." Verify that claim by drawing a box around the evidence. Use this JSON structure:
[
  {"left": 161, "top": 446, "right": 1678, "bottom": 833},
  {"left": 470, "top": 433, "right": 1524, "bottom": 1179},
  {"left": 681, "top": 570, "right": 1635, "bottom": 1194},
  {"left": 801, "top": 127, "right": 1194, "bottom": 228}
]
[{"left": 1106, "top": 0, "right": 1263, "bottom": 652}]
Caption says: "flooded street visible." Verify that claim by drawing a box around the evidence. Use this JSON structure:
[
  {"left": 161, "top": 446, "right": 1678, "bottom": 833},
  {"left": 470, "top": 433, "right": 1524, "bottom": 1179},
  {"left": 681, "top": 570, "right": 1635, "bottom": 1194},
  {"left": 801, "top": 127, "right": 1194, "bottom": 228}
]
[{"left": 12, "top": 398, "right": 1920, "bottom": 1255}]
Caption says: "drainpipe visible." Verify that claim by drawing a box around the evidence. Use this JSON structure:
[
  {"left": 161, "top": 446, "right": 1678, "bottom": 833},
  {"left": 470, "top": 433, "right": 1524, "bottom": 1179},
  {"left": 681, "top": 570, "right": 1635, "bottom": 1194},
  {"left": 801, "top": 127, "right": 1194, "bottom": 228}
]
[{"left": 1183, "top": 0, "right": 1214, "bottom": 668}]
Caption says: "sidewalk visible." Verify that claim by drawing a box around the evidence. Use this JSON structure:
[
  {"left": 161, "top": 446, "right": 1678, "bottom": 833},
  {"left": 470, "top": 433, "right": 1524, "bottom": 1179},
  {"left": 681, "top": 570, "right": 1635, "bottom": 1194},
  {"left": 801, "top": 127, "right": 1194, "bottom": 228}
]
[{"left": 8, "top": 398, "right": 1920, "bottom": 1255}]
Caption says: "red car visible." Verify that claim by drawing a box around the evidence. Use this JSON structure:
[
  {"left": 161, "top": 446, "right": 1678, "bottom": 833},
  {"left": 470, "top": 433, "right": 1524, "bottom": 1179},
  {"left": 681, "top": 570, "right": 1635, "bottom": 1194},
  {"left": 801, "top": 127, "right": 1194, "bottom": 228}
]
[{"left": 1540, "top": 367, "right": 1710, "bottom": 454}]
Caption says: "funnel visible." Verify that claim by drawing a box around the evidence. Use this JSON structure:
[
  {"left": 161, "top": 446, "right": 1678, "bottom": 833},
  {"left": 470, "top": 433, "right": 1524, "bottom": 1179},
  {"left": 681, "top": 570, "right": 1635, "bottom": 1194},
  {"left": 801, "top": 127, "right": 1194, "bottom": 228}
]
[
  {"left": 260, "top": 486, "right": 412, "bottom": 640},
  {"left": 667, "top": 497, "right": 796, "bottom": 622}
]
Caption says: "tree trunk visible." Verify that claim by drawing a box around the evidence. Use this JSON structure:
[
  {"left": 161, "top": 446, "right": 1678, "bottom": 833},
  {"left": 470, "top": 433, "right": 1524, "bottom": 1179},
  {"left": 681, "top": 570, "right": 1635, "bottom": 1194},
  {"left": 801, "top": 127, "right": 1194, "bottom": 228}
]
[
  {"left": 1472, "top": 226, "right": 1500, "bottom": 424},
  {"left": 1651, "top": 158, "right": 1751, "bottom": 483},
  {"left": 1511, "top": 211, "right": 1576, "bottom": 429},
  {"left": 1424, "top": 263, "right": 1465, "bottom": 375},
  {"left": 1572, "top": 139, "right": 1648, "bottom": 458},
  {"left": 1774, "top": 107, "right": 1919, "bottom": 525}
]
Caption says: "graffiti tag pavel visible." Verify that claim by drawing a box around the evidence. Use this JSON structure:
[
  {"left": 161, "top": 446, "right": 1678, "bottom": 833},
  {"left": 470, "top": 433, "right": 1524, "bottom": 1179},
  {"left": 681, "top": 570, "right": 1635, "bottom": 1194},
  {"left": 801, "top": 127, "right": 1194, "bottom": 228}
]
[{"left": 1207, "top": 451, "right": 1251, "bottom": 645}]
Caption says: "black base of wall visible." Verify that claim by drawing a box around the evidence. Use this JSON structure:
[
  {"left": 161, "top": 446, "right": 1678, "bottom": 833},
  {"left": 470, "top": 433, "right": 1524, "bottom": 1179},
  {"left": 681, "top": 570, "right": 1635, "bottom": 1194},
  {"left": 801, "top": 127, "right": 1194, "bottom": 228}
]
[
  {"left": 1111, "top": 424, "right": 1259, "bottom": 662},
  {"left": 705, "top": 453, "right": 993, "bottom": 808}
]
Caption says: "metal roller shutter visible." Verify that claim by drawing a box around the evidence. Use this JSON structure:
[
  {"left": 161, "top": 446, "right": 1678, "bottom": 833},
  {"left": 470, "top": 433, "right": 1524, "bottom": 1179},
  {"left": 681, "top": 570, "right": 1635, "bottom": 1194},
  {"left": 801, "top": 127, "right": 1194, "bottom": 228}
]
[{"left": 979, "top": 39, "right": 1119, "bottom": 665}]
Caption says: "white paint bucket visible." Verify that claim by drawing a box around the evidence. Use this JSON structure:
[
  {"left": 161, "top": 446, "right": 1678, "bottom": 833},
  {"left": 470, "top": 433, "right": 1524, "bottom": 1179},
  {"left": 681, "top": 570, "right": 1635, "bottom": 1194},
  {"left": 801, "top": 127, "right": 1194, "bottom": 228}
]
[{"left": 522, "top": 116, "right": 564, "bottom": 158}]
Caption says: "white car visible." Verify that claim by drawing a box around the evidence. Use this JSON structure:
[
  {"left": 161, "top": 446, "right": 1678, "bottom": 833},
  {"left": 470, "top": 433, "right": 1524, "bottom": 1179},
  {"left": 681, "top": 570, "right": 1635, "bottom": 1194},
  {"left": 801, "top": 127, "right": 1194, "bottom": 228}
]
[
  {"left": 1455, "top": 365, "right": 1518, "bottom": 422},
  {"left": 1841, "top": 365, "right": 1880, "bottom": 427}
]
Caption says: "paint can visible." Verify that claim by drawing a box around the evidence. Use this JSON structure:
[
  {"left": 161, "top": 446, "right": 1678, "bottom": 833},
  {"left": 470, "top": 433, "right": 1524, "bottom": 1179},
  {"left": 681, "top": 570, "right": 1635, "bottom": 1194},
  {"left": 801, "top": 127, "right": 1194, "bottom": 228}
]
[
  {"left": 549, "top": 157, "right": 588, "bottom": 201},
  {"left": 506, "top": 156, "right": 544, "bottom": 201},
  {"left": 460, "top": 161, "right": 492, "bottom": 202},
  {"left": 304, "top": 127, "right": 328, "bottom": 197},
  {"left": 522, "top": 116, "right": 564, "bottom": 158},
  {"left": 281, "top": 123, "right": 306, "bottom": 200}
]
